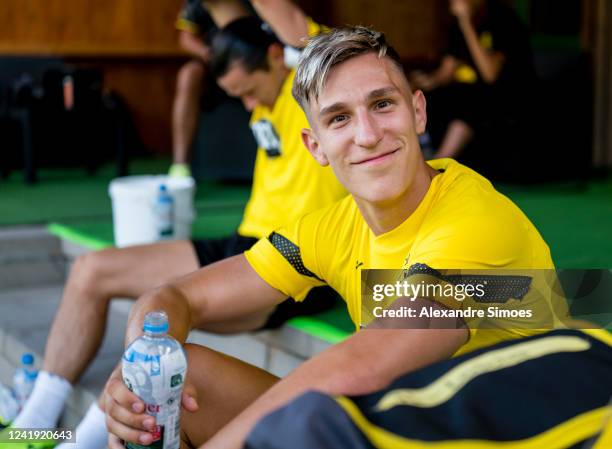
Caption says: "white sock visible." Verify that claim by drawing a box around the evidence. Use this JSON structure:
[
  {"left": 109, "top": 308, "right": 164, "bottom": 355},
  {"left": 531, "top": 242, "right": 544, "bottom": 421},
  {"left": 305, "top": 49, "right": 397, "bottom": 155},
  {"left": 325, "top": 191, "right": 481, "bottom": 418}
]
[
  {"left": 12, "top": 370, "right": 72, "bottom": 428},
  {"left": 56, "top": 402, "right": 108, "bottom": 449}
]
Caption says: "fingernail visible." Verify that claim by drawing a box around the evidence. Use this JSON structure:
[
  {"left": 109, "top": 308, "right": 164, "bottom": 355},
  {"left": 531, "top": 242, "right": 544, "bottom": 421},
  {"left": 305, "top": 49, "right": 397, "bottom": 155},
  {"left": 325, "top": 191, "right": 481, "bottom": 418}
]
[
  {"left": 132, "top": 402, "right": 144, "bottom": 413},
  {"left": 139, "top": 433, "right": 152, "bottom": 444},
  {"left": 143, "top": 418, "right": 155, "bottom": 430}
]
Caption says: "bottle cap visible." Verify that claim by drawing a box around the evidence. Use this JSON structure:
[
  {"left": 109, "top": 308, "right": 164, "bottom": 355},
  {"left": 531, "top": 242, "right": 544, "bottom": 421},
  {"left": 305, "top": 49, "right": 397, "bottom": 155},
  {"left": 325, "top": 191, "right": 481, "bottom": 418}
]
[
  {"left": 159, "top": 184, "right": 168, "bottom": 192},
  {"left": 143, "top": 311, "right": 169, "bottom": 334},
  {"left": 21, "top": 353, "right": 34, "bottom": 365}
]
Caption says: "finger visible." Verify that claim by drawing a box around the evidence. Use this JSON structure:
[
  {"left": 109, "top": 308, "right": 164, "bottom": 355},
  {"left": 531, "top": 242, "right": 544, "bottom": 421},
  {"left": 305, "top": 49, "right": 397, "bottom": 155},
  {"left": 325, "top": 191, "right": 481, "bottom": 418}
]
[
  {"left": 106, "top": 410, "right": 154, "bottom": 447},
  {"left": 108, "top": 434, "right": 125, "bottom": 449},
  {"left": 107, "top": 396, "right": 156, "bottom": 431},
  {"left": 107, "top": 377, "right": 145, "bottom": 413}
]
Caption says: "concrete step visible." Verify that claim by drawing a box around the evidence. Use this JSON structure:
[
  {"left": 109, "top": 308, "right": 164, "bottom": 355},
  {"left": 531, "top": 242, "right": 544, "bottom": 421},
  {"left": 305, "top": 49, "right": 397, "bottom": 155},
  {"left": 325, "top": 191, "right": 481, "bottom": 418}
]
[
  {"left": 0, "top": 226, "right": 66, "bottom": 289},
  {"left": 0, "top": 284, "right": 128, "bottom": 429}
]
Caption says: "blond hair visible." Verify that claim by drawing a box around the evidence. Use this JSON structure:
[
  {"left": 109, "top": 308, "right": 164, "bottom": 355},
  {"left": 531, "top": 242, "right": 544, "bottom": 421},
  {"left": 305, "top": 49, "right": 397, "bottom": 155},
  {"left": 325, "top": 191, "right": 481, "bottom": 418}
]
[{"left": 292, "top": 25, "right": 402, "bottom": 110}]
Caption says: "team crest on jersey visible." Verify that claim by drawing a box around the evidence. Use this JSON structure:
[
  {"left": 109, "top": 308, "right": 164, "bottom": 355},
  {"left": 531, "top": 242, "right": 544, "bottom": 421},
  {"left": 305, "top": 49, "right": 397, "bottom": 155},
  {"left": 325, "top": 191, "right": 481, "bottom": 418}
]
[{"left": 251, "top": 119, "right": 281, "bottom": 157}]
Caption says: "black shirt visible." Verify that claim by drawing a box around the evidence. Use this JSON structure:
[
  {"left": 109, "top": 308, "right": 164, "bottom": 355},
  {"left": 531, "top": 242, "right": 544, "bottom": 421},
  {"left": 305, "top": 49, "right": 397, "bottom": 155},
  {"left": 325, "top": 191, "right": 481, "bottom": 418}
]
[{"left": 447, "top": 0, "right": 536, "bottom": 91}]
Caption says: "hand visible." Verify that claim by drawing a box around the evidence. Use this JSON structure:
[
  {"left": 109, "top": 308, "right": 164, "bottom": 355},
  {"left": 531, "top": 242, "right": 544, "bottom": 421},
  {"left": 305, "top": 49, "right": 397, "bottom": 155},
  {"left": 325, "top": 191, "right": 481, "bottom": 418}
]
[
  {"left": 449, "top": 0, "right": 471, "bottom": 20},
  {"left": 104, "top": 367, "right": 199, "bottom": 449},
  {"left": 409, "top": 71, "right": 437, "bottom": 92},
  {"left": 199, "top": 45, "right": 212, "bottom": 64}
]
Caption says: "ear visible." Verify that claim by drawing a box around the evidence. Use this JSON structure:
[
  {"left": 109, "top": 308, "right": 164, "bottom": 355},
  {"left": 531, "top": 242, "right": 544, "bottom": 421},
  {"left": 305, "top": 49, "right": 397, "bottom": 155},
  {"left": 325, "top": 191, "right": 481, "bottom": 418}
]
[
  {"left": 267, "top": 43, "right": 285, "bottom": 68},
  {"left": 301, "top": 128, "right": 329, "bottom": 166},
  {"left": 412, "top": 89, "right": 427, "bottom": 135}
]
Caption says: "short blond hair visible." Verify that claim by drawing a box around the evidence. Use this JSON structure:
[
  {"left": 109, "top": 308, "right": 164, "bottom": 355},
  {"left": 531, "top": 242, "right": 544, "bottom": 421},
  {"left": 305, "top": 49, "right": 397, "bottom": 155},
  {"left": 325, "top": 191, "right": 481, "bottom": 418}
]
[{"left": 292, "top": 25, "right": 402, "bottom": 110}]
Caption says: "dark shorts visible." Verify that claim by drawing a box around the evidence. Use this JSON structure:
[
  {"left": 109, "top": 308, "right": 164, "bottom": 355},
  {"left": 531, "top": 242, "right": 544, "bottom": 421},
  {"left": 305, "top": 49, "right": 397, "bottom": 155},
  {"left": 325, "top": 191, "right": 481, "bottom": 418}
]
[
  {"left": 246, "top": 329, "right": 612, "bottom": 449},
  {"left": 192, "top": 234, "right": 340, "bottom": 329}
]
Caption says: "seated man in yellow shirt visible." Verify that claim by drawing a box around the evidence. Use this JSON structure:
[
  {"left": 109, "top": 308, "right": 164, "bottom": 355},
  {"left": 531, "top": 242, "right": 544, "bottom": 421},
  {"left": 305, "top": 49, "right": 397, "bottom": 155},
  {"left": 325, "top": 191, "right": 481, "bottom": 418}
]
[{"left": 104, "top": 25, "right": 558, "bottom": 449}]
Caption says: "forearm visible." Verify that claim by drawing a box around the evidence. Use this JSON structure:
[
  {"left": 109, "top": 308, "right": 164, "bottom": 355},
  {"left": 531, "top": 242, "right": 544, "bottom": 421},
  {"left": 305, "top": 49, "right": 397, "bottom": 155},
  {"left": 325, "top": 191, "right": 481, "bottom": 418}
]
[
  {"left": 179, "top": 31, "right": 211, "bottom": 62},
  {"left": 458, "top": 17, "right": 502, "bottom": 83},
  {"left": 250, "top": 0, "right": 309, "bottom": 47},
  {"left": 431, "top": 56, "right": 458, "bottom": 87},
  {"left": 200, "top": 328, "right": 466, "bottom": 449}
]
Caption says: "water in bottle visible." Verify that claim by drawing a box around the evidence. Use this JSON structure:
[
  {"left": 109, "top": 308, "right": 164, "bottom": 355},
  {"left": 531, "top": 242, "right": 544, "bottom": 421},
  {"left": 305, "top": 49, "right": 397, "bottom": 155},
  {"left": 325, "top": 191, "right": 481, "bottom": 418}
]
[
  {"left": 13, "top": 353, "right": 38, "bottom": 410},
  {"left": 154, "top": 184, "right": 174, "bottom": 240},
  {"left": 122, "top": 311, "right": 187, "bottom": 449}
]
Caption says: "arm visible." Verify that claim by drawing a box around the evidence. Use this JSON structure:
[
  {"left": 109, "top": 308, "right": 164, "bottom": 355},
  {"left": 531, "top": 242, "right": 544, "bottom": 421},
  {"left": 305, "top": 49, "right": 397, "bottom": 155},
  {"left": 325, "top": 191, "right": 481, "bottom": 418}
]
[
  {"left": 125, "top": 254, "right": 287, "bottom": 346},
  {"left": 451, "top": 0, "right": 505, "bottom": 84},
  {"left": 250, "top": 0, "right": 310, "bottom": 47},
  {"left": 201, "top": 322, "right": 468, "bottom": 449},
  {"left": 204, "top": 0, "right": 252, "bottom": 28},
  {"left": 179, "top": 30, "right": 211, "bottom": 62},
  {"left": 410, "top": 55, "right": 458, "bottom": 91},
  {"left": 104, "top": 255, "right": 287, "bottom": 445}
]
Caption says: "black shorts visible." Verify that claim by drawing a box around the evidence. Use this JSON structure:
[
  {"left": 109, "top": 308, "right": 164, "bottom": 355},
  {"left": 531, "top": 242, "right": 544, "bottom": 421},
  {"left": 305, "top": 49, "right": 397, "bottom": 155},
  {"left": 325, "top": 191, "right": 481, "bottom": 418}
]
[
  {"left": 192, "top": 234, "right": 340, "bottom": 329},
  {"left": 192, "top": 233, "right": 258, "bottom": 266}
]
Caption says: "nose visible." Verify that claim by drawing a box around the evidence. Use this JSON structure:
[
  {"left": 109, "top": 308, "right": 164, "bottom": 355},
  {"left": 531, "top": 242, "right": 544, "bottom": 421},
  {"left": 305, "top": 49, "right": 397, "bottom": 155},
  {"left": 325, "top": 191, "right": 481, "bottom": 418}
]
[
  {"left": 242, "top": 96, "right": 259, "bottom": 112},
  {"left": 354, "top": 110, "right": 382, "bottom": 149}
]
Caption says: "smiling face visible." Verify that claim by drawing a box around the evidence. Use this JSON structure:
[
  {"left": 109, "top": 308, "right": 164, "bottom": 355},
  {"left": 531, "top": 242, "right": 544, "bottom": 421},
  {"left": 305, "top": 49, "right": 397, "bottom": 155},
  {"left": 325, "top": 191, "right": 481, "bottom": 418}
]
[{"left": 302, "top": 52, "right": 428, "bottom": 206}]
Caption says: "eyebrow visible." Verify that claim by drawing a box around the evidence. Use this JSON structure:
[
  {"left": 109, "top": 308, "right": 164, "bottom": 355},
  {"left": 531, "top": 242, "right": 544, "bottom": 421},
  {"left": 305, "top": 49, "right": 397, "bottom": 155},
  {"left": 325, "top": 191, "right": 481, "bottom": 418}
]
[{"left": 318, "top": 86, "right": 400, "bottom": 118}]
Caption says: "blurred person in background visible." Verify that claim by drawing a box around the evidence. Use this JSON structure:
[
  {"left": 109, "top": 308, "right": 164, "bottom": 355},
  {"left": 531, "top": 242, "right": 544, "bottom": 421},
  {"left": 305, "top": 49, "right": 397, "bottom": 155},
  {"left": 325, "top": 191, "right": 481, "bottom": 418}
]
[{"left": 411, "top": 0, "right": 536, "bottom": 161}]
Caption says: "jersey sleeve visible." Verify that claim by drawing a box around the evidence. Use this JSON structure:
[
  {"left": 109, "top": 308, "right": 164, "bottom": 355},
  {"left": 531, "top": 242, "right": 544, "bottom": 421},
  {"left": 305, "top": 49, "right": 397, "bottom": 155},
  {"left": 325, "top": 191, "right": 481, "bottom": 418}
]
[
  {"left": 305, "top": 17, "right": 328, "bottom": 37},
  {"left": 176, "top": 0, "right": 215, "bottom": 35},
  {"left": 244, "top": 214, "right": 327, "bottom": 301}
]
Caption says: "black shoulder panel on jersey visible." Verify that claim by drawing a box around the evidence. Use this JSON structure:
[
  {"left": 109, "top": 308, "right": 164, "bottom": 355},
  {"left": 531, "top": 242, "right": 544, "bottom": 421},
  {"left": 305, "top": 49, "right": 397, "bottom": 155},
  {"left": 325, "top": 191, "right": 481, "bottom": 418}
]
[
  {"left": 268, "top": 232, "right": 324, "bottom": 282},
  {"left": 404, "top": 263, "right": 532, "bottom": 304}
]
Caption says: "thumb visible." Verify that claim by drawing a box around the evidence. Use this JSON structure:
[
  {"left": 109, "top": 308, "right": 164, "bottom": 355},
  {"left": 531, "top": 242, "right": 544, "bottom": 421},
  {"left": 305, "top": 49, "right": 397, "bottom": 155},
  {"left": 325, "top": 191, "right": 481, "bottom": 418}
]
[{"left": 181, "top": 385, "right": 199, "bottom": 413}]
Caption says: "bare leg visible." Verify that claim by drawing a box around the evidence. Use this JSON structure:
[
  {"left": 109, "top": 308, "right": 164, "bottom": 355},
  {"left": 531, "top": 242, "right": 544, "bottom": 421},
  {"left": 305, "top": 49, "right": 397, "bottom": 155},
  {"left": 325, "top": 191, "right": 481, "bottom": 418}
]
[
  {"left": 179, "top": 344, "right": 278, "bottom": 448},
  {"left": 434, "top": 119, "right": 474, "bottom": 159},
  {"left": 172, "top": 61, "right": 206, "bottom": 164},
  {"left": 44, "top": 241, "right": 200, "bottom": 383}
]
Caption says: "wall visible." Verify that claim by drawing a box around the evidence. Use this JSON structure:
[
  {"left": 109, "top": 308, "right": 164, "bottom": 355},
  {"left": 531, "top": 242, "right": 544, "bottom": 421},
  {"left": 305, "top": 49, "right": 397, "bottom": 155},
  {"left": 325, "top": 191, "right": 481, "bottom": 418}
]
[
  {"left": 0, "top": 0, "right": 185, "bottom": 154},
  {"left": 303, "top": 0, "right": 449, "bottom": 63},
  {"left": 0, "top": 0, "right": 453, "bottom": 154}
]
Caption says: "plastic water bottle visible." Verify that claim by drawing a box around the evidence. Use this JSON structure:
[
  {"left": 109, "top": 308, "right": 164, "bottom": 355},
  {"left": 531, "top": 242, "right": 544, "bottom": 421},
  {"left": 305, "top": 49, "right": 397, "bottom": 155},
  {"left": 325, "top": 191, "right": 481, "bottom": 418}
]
[
  {"left": 13, "top": 353, "right": 38, "bottom": 410},
  {"left": 154, "top": 184, "right": 174, "bottom": 240},
  {"left": 122, "top": 311, "right": 187, "bottom": 449}
]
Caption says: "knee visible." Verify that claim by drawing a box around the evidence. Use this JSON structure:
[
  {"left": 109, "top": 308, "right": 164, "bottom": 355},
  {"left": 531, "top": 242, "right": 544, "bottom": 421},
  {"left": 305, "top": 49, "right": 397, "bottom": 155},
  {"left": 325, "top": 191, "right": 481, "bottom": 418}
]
[
  {"left": 176, "top": 61, "right": 206, "bottom": 94},
  {"left": 68, "top": 250, "right": 115, "bottom": 300}
]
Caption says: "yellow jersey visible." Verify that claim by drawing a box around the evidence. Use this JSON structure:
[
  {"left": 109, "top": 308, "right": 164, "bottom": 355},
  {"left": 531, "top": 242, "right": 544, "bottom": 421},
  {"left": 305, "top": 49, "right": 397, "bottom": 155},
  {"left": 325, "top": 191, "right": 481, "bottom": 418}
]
[
  {"left": 246, "top": 159, "right": 558, "bottom": 354},
  {"left": 238, "top": 69, "right": 347, "bottom": 238}
]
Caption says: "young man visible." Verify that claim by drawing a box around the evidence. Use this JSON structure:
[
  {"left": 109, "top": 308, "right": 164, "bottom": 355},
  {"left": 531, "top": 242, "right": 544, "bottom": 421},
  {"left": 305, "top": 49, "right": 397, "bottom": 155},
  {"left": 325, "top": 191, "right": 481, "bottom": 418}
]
[
  {"left": 5, "top": 16, "right": 345, "bottom": 449},
  {"left": 104, "top": 25, "right": 556, "bottom": 449}
]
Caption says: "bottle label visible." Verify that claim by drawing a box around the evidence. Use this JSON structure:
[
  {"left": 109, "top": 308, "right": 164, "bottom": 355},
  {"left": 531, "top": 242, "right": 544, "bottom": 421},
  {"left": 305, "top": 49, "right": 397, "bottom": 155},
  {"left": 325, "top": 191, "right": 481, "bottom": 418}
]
[
  {"left": 123, "top": 345, "right": 186, "bottom": 449},
  {"left": 154, "top": 197, "right": 174, "bottom": 239}
]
